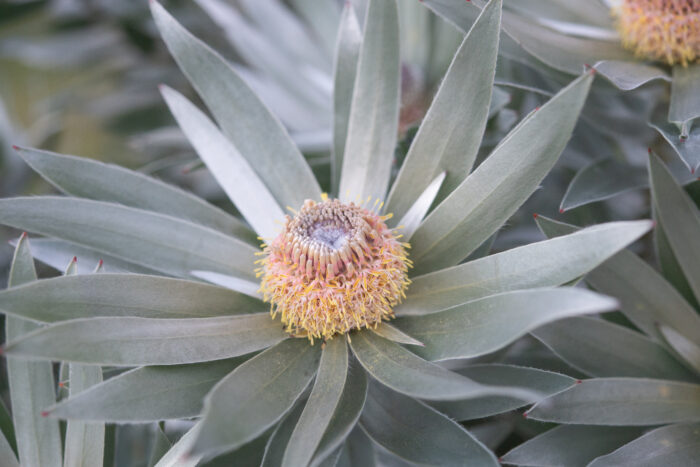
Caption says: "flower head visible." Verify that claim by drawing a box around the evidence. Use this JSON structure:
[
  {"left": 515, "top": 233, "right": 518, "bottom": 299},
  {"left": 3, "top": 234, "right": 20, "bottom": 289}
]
[
  {"left": 614, "top": 0, "right": 700, "bottom": 66},
  {"left": 259, "top": 197, "right": 411, "bottom": 341}
]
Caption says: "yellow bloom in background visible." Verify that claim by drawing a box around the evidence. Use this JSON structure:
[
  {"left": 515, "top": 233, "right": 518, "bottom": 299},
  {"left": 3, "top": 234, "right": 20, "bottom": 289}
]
[{"left": 615, "top": 0, "right": 700, "bottom": 66}]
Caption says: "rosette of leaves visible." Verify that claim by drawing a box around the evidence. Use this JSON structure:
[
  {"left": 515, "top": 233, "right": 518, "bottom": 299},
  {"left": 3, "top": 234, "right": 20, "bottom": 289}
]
[
  {"left": 500, "top": 153, "right": 700, "bottom": 466},
  {"left": 0, "top": 0, "right": 655, "bottom": 464}
]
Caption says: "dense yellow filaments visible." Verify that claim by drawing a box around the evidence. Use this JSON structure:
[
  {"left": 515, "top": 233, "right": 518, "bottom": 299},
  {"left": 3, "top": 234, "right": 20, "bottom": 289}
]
[
  {"left": 258, "top": 198, "right": 411, "bottom": 342},
  {"left": 614, "top": 0, "right": 700, "bottom": 66}
]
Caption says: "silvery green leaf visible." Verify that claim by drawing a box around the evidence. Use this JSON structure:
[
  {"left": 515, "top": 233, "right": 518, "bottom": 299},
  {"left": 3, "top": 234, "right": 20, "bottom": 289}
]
[
  {"left": 349, "top": 331, "right": 533, "bottom": 401},
  {"left": 206, "top": 432, "right": 271, "bottom": 467},
  {"left": 47, "top": 359, "right": 245, "bottom": 422},
  {"left": 370, "top": 323, "right": 423, "bottom": 347},
  {"left": 150, "top": 1, "right": 321, "bottom": 210},
  {"left": 409, "top": 72, "right": 593, "bottom": 274},
  {"left": 669, "top": 65, "right": 700, "bottom": 124},
  {"left": 0, "top": 197, "right": 258, "bottom": 281},
  {"left": 160, "top": 85, "right": 284, "bottom": 239},
  {"left": 386, "top": 0, "right": 501, "bottom": 220},
  {"left": 397, "top": 220, "right": 652, "bottom": 315},
  {"left": 0, "top": 431, "right": 18, "bottom": 467},
  {"left": 148, "top": 424, "right": 172, "bottom": 467},
  {"left": 649, "top": 118, "right": 700, "bottom": 173},
  {"left": 283, "top": 338, "right": 348, "bottom": 467},
  {"left": 14, "top": 146, "right": 254, "bottom": 242},
  {"left": 502, "top": 425, "right": 645, "bottom": 467},
  {"left": 288, "top": 0, "right": 341, "bottom": 56},
  {"left": 338, "top": 0, "right": 400, "bottom": 203},
  {"left": 5, "top": 235, "right": 62, "bottom": 467},
  {"left": 310, "top": 363, "right": 368, "bottom": 467},
  {"left": 344, "top": 429, "right": 377, "bottom": 467},
  {"left": 261, "top": 402, "right": 304, "bottom": 467},
  {"left": 649, "top": 152, "right": 700, "bottom": 304},
  {"left": 4, "top": 314, "right": 287, "bottom": 366},
  {"left": 560, "top": 158, "right": 648, "bottom": 212},
  {"left": 395, "top": 287, "right": 617, "bottom": 361},
  {"left": 532, "top": 317, "right": 695, "bottom": 381},
  {"left": 154, "top": 423, "right": 202, "bottom": 467},
  {"left": 191, "top": 338, "right": 321, "bottom": 458},
  {"left": 588, "top": 422, "right": 700, "bottom": 467},
  {"left": 0, "top": 274, "right": 265, "bottom": 322},
  {"left": 331, "top": 2, "right": 362, "bottom": 195},
  {"left": 654, "top": 219, "right": 698, "bottom": 308},
  {"left": 395, "top": 171, "right": 445, "bottom": 240},
  {"left": 594, "top": 60, "right": 669, "bottom": 90},
  {"left": 430, "top": 364, "right": 575, "bottom": 421},
  {"left": 659, "top": 325, "right": 700, "bottom": 375},
  {"left": 360, "top": 383, "right": 498, "bottom": 466},
  {"left": 526, "top": 378, "right": 700, "bottom": 425},
  {"left": 190, "top": 271, "right": 262, "bottom": 299},
  {"left": 63, "top": 364, "right": 104, "bottom": 467},
  {"left": 536, "top": 216, "right": 700, "bottom": 346}
]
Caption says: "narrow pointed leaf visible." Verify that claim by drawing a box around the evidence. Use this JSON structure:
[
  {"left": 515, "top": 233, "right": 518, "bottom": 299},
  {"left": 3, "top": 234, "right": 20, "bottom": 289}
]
[
  {"left": 15, "top": 146, "right": 254, "bottom": 241},
  {"left": 360, "top": 384, "right": 498, "bottom": 466},
  {"left": 4, "top": 314, "right": 287, "bottom": 366},
  {"left": 502, "top": 425, "right": 645, "bottom": 467},
  {"left": 386, "top": 0, "right": 501, "bottom": 220},
  {"left": 649, "top": 152, "right": 700, "bottom": 304},
  {"left": 331, "top": 3, "right": 362, "bottom": 195},
  {"left": 0, "top": 197, "right": 258, "bottom": 280},
  {"left": 395, "top": 171, "right": 445, "bottom": 240},
  {"left": 283, "top": 338, "right": 348, "bottom": 467},
  {"left": 589, "top": 422, "right": 700, "bottom": 467},
  {"left": 649, "top": 119, "right": 700, "bottom": 173},
  {"left": 338, "top": 0, "right": 400, "bottom": 202},
  {"left": 659, "top": 325, "right": 700, "bottom": 374},
  {"left": 190, "top": 270, "right": 262, "bottom": 298},
  {"left": 47, "top": 359, "right": 245, "bottom": 422},
  {"left": 191, "top": 338, "right": 321, "bottom": 457},
  {"left": 0, "top": 432, "right": 18, "bottom": 467},
  {"left": 262, "top": 402, "right": 305, "bottom": 467},
  {"left": 148, "top": 425, "right": 172, "bottom": 467},
  {"left": 5, "top": 236, "right": 62, "bottom": 467},
  {"left": 532, "top": 317, "right": 695, "bottom": 381},
  {"left": 527, "top": 378, "right": 700, "bottom": 425},
  {"left": 160, "top": 85, "right": 284, "bottom": 238},
  {"left": 395, "top": 287, "right": 617, "bottom": 361},
  {"left": 654, "top": 217, "right": 698, "bottom": 307},
  {"left": 397, "top": 220, "right": 652, "bottom": 315},
  {"left": 370, "top": 323, "right": 423, "bottom": 347},
  {"left": 410, "top": 72, "right": 593, "bottom": 274},
  {"left": 63, "top": 364, "right": 104, "bottom": 467},
  {"left": 0, "top": 274, "right": 265, "bottom": 322},
  {"left": 154, "top": 423, "right": 202, "bottom": 467},
  {"left": 594, "top": 60, "right": 669, "bottom": 90},
  {"left": 669, "top": 65, "right": 700, "bottom": 124},
  {"left": 536, "top": 216, "right": 700, "bottom": 346},
  {"left": 430, "top": 365, "right": 575, "bottom": 421},
  {"left": 150, "top": 1, "right": 321, "bottom": 210}
]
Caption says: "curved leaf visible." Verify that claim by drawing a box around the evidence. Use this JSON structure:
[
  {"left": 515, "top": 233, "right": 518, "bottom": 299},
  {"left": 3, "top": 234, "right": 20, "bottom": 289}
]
[
  {"left": 63, "top": 364, "right": 104, "bottom": 467},
  {"left": 394, "top": 171, "right": 445, "bottom": 240},
  {"left": 370, "top": 323, "right": 423, "bottom": 347},
  {"left": 669, "top": 65, "right": 700, "bottom": 124}
]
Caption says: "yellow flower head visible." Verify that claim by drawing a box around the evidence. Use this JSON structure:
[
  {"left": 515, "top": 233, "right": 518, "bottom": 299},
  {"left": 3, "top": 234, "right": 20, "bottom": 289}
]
[
  {"left": 258, "top": 198, "right": 411, "bottom": 341},
  {"left": 614, "top": 0, "right": 700, "bottom": 66}
]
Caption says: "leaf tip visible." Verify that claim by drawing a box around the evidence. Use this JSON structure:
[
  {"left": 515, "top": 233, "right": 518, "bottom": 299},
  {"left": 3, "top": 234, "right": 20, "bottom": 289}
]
[
  {"left": 559, "top": 208, "right": 565, "bottom": 214},
  {"left": 11, "top": 145, "right": 20, "bottom": 151},
  {"left": 575, "top": 379, "right": 583, "bottom": 384},
  {"left": 40, "top": 411, "right": 50, "bottom": 418},
  {"left": 72, "top": 256, "right": 77, "bottom": 263},
  {"left": 532, "top": 213, "right": 538, "bottom": 219}
]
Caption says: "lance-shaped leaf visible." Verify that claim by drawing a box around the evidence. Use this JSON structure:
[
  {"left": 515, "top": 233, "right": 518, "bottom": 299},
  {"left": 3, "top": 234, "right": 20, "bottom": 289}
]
[
  {"left": 430, "top": 364, "right": 575, "bottom": 421},
  {"left": 649, "top": 119, "right": 700, "bottom": 173},
  {"left": 4, "top": 314, "right": 287, "bottom": 366},
  {"left": 532, "top": 317, "right": 695, "bottom": 381},
  {"left": 394, "top": 171, "right": 446, "bottom": 240},
  {"left": 370, "top": 323, "right": 423, "bottom": 347},
  {"left": 649, "top": 152, "right": 700, "bottom": 304},
  {"left": 15, "top": 146, "right": 254, "bottom": 242},
  {"left": 386, "top": 0, "right": 501, "bottom": 220},
  {"left": 669, "top": 65, "right": 700, "bottom": 124},
  {"left": 160, "top": 85, "right": 284, "bottom": 239},
  {"left": 536, "top": 216, "right": 700, "bottom": 346},
  {"left": 0, "top": 431, "right": 17, "bottom": 467},
  {"left": 594, "top": 60, "right": 669, "bottom": 91},
  {"left": 262, "top": 402, "right": 305, "bottom": 467},
  {"left": 63, "top": 364, "right": 104, "bottom": 467},
  {"left": 502, "top": 425, "right": 645, "bottom": 467},
  {"left": 395, "top": 287, "right": 617, "bottom": 361},
  {"left": 338, "top": 0, "right": 400, "bottom": 202},
  {"left": 360, "top": 383, "right": 498, "bottom": 466},
  {"left": 154, "top": 423, "right": 202, "bottom": 467},
  {"left": 46, "top": 359, "right": 245, "bottom": 422},
  {"left": 283, "top": 338, "right": 348, "bottom": 467},
  {"left": 190, "top": 338, "right": 321, "bottom": 458},
  {"left": 5, "top": 236, "right": 62, "bottom": 467},
  {"left": 0, "top": 274, "right": 265, "bottom": 322},
  {"left": 409, "top": 72, "right": 593, "bottom": 274},
  {"left": 331, "top": 2, "right": 362, "bottom": 195},
  {"left": 349, "top": 331, "right": 533, "bottom": 401},
  {"left": 397, "top": 220, "right": 652, "bottom": 316},
  {"left": 588, "top": 422, "right": 700, "bottom": 467},
  {"left": 659, "top": 325, "right": 700, "bottom": 374},
  {"left": 310, "top": 362, "right": 368, "bottom": 467},
  {"left": 0, "top": 197, "right": 258, "bottom": 280},
  {"left": 150, "top": 1, "right": 321, "bottom": 210},
  {"left": 526, "top": 378, "right": 700, "bottom": 425}
]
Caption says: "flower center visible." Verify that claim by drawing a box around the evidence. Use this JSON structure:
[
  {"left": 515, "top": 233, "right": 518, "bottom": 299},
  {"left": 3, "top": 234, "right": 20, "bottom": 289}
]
[
  {"left": 258, "top": 198, "right": 411, "bottom": 341},
  {"left": 614, "top": 0, "right": 700, "bottom": 66}
]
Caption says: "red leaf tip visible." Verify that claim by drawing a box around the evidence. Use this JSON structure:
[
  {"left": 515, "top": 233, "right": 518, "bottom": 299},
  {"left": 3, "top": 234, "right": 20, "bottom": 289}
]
[
  {"left": 20, "top": 232, "right": 28, "bottom": 239},
  {"left": 40, "top": 411, "right": 50, "bottom": 418},
  {"left": 532, "top": 213, "right": 539, "bottom": 219},
  {"left": 11, "top": 145, "right": 20, "bottom": 151},
  {"left": 98, "top": 259, "right": 104, "bottom": 266},
  {"left": 58, "top": 382, "right": 65, "bottom": 388},
  {"left": 647, "top": 147, "right": 652, "bottom": 154},
  {"left": 72, "top": 256, "right": 78, "bottom": 263},
  {"left": 522, "top": 411, "right": 529, "bottom": 418},
  {"left": 559, "top": 208, "right": 565, "bottom": 214},
  {"left": 576, "top": 379, "right": 583, "bottom": 384}
]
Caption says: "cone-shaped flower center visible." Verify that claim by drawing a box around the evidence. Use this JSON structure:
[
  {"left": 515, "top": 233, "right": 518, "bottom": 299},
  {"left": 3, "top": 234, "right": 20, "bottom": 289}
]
[
  {"left": 614, "top": 0, "right": 700, "bottom": 66},
  {"left": 259, "top": 198, "right": 411, "bottom": 341}
]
